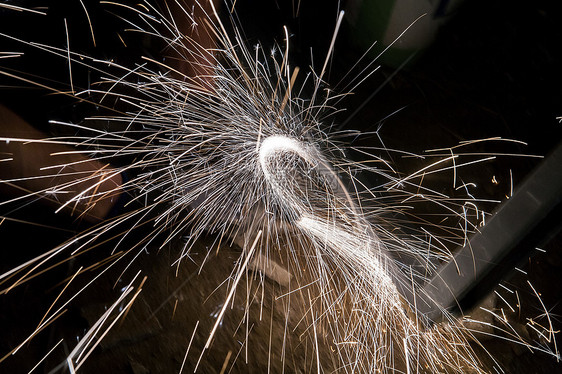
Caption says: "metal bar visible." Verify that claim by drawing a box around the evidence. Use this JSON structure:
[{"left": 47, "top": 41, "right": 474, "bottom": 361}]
[{"left": 413, "top": 140, "right": 562, "bottom": 323}]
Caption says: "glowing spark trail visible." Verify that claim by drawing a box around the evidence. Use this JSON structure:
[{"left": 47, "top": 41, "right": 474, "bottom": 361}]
[{"left": 0, "top": 1, "right": 559, "bottom": 373}]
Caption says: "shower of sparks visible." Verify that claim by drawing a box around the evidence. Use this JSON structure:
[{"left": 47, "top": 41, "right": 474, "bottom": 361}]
[{"left": 0, "top": 1, "right": 559, "bottom": 373}]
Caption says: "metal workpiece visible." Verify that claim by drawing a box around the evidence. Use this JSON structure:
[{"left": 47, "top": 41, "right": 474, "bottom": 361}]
[{"left": 412, "top": 141, "right": 562, "bottom": 323}]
